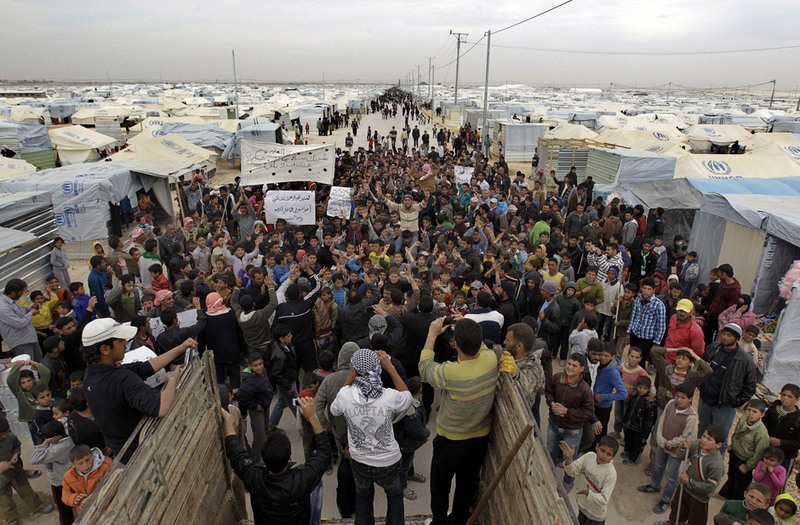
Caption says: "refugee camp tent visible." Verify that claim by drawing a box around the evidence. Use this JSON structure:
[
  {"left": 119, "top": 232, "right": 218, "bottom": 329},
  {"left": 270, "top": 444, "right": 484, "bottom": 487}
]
[
  {"left": 49, "top": 125, "right": 116, "bottom": 165},
  {"left": 763, "top": 283, "right": 800, "bottom": 392},
  {"left": 768, "top": 116, "right": 800, "bottom": 133},
  {"left": 0, "top": 157, "right": 36, "bottom": 179},
  {"left": 544, "top": 123, "right": 598, "bottom": 140},
  {"left": 151, "top": 122, "right": 234, "bottom": 151},
  {"left": 586, "top": 147, "right": 677, "bottom": 184},
  {"left": 114, "top": 133, "right": 217, "bottom": 174},
  {"left": 221, "top": 122, "right": 282, "bottom": 160},
  {"left": 70, "top": 106, "right": 133, "bottom": 125},
  {"left": 0, "top": 121, "right": 55, "bottom": 170},
  {"left": 674, "top": 154, "right": 800, "bottom": 180},
  {"left": 594, "top": 179, "right": 702, "bottom": 244},
  {"left": 684, "top": 124, "right": 751, "bottom": 152},
  {"left": 0, "top": 162, "right": 176, "bottom": 241}
]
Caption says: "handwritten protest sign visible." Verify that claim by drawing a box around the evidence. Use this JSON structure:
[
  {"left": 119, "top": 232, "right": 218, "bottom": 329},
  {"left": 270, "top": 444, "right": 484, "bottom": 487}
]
[
  {"left": 327, "top": 186, "right": 352, "bottom": 219},
  {"left": 241, "top": 141, "right": 335, "bottom": 185},
  {"left": 454, "top": 165, "right": 474, "bottom": 185},
  {"left": 264, "top": 191, "right": 316, "bottom": 225}
]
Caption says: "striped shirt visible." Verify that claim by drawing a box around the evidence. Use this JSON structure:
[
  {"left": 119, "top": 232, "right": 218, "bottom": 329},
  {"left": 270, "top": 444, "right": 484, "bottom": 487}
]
[
  {"left": 627, "top": 293, "right": 667, "bottom": 344},
  {"left": 419, "top": 347, "right": 498, "bottom": 440}
]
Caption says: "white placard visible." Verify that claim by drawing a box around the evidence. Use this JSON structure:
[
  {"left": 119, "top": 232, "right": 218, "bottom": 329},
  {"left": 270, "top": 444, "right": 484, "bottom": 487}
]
[
  {"left": 122, "top": 347, "right": 167, "bottom": 388},
  {"left": 264, "top": 191, "right": 316, "bottom": 225},
  {"left": 327, "top": 186, "right": 352, "bottom": 219},
  {"left": 146, "top": 308, "right": 199, "bottom": 339},
  {"left": 454, "top": 165, "right": 474, "bottom": 185},
  {"left": 241, "top": 141, "right": 335, "bottom": 185}
]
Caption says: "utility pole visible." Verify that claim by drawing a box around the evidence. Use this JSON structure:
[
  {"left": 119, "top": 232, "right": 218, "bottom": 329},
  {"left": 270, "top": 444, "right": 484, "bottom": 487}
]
[
  {"left": 322, "top": 72, "right": 325, "bottom": 100},
  {"left": 426, "top": 57, "right": 433, "bottom": 101},
  {"left": 450, "top": 30, "right": 468, "bottom": 105},
  {"left": 231, "top": 50, "right": 240, "bottom": 119},
  {"left": 431, "top": 65, "right": 436, "bottom": 111},
  {"left": 769, "top": 79, "right": 776, "bottom": 109},
  {"left": 417, "top": 65, "right": 422, "bottom": 100},
  {"left": 481, "top": 30, "right": 492, "bottom": 155}
]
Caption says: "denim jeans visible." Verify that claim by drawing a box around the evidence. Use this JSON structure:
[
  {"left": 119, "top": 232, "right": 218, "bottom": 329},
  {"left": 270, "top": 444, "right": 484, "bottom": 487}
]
[
  {"left": 268, "top": 385, "right": 297, "bottom": 428},
  {"left": 650, "top": 445, "right": 682, "bottom": 504},
  {"left": 547, "top": 420, "right": 583, "bottom": 485},
  {"left": 350, "top": 459, "right": 404, "bottom": 525},
  {"left": 309, "top": 480, "right": 323, "bottom": 525},
  {"left": 697, "top": 397, "right": 737, "bottom": 456}
]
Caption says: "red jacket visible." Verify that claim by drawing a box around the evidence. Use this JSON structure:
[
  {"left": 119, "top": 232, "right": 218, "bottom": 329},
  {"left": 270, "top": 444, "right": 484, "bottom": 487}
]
[
  {"left": 663, "top": 315, "right": 706, "bottom": 364},
  {"left": 710, "top": 278, "right": 741, "bottom": 317}
]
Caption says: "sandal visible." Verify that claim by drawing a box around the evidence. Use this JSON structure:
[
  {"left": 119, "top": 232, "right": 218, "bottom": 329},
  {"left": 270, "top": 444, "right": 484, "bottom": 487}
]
[
  {"left": 408, "top": 473, "right": 427, "bottom": 483},
  {"left": 403, "top": 488, "right": 418, "bottom": 500}
]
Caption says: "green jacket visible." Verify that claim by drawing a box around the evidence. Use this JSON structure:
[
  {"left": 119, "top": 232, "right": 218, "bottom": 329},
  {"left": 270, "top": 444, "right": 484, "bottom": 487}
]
[
  {"left": 677, "top": 440, "right": 723, "bottom": 503},
  {"left": 7, "top": 362, "right": 51, "bottom": 422},
  {"left": 730, "top": 419, "right": 770, "bottom": 471},
  {"left": 575, "top": 278, "right": 604, "bottom": 306},
  {"left": 556, "top": 295, "right": 581, "bottom": 327},
  {"left": 614, "top": 299, "right": 633, "bottom": 337}
]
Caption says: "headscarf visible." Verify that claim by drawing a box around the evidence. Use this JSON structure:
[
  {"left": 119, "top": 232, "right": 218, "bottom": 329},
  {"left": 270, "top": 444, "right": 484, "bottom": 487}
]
[
  {"left": 351, "top": 349, "right": 384, "bottom": 399},
  {"left": 738, "top": 294, "right": 752, "bottom": 311}
]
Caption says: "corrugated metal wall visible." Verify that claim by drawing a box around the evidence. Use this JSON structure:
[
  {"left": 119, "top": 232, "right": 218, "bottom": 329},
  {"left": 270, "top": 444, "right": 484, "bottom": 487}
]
[
  {"left": 20, "top": 149, "right": 57, "bottom": 170},
  {"left": 0, "top": 200, "right": 58, "bottom": 291},
  {"left": 586, "top": 149, "right": 622, "bottom": 184}
]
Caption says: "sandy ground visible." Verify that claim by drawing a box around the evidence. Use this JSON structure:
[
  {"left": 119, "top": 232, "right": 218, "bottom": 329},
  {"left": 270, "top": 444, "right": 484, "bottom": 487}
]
[{"left": 11, "top": 109, "right": 795, "bottom": 524}]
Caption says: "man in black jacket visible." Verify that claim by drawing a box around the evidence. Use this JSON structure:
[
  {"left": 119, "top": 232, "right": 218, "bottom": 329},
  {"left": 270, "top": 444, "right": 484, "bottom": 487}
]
[
  {"left": 537, "top": 281, "right": 561, "bottom": 380},
  {"left": 223, "top": 397, "right": 330, "bottom": 525},
  {"left": 337, "top": 289, "right": 380, "bottom": 344},
  {"left": 274, "top": 269, "right": 322, "bottom": 373},
  {"left": 697, "top": 323, "right": 757, "bottom": 455}
]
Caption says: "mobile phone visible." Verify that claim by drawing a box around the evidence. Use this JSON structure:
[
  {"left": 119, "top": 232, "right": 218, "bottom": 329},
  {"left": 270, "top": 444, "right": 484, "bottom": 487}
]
[{"left": 292, "top": 398, "right": 299, "bottom": 407}]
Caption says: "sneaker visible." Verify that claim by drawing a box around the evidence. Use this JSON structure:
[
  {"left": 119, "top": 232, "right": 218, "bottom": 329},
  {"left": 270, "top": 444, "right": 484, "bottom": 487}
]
[
  {"left": 637, "top": 484, "right": 661, "bottom": 493},
  {"left": 25, "top": 469, "right": 40, "bottom": 479},
  {"left": 619, "top": 451, "right": 629, "bottom": 459},
  {"left": 652, "top": 501, "right": 670, "bottom": 514},
  {"left": 35, "top": 503, "right": 54, "bottom": 514},
  {"left": 623, "top": 458, "right": 638, "bottom": 465}
]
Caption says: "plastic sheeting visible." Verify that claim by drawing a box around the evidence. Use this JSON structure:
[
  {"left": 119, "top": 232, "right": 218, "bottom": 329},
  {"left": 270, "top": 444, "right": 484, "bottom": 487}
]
[
  {"left": 752, "top": 237, "right": 800, "bottom": 313},
  {"left": 763, "top": 283, "right": 800, "bottom": 392},
  {"left": 221, "top": 123, "right": 282, "bottom": 160},
  {"left": 116, "top": 133, "right": 216, "bottom": 172},
  {"left": 155, "top": 122, "right": 234, "bottom": 151},
  {"left": 49, "top": 125, "right": 116, "bottom": 165},
  {"left": 675, "top": 154, "right": 800, "bottom": 180},
  {"left": 0, "top": 121, "right": 52, "bottom": 152},
  {"left": 0, "top": 158, "right": 36, "bottom": 179},
  {"left": 0, "top": 163, "right": 138, "bottom": 241}
]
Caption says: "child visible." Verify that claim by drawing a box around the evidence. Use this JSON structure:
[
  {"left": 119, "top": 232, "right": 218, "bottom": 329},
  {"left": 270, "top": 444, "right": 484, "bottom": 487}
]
[
  {"left": 61, "top": 444, "right": 112, "bottom": 514},
  {"left": 763, "top": 383, "right": 800, "bottom": 473},
  {"left": 393, "top": 376, "right": 430, "bottom": 501},
  {"left": 556, "top": 282, "right": 581, "bottom": 363},
  {"left": 69, "top": 282, "right": 92, "bottom": 323},
  {"left": 741, "top": 325, "right": 762, "bottom": 371},
  {"left": 31, "top": 384, "right": 54, "bottom": 445},
  {"left": 744, "top": 509, "right": 777, "bottom": 525},
  {"left": 591, "top": 343, "right": 628, "bottom": 449},
  {"left": 714, "top": 481, "right": 772, "bottom": 524},
  {"left": 656, "top": 425, "right": 726, "bottom": 525},
  {"left": 316, "top": 350, "right": 336, "bottom": 378},
  {"left": 41, "top": 336, "right": 69, "bottom": 398},
  {"left": 54, "top": 301, "right": 76, "bottom": 323},
  {"left": 148, "top": 264, "right": 169, "bottom": 294},
  {"left": 0, "top": 417, "right": 54, "bottom": 522},
  {"left": 297, "top": 371, "right": 323, "bottom": 461},
  {"left": 770, "top": 493, "right": 798, "bottom": 525},
  {"left": 680, "top": 251, "right": 700, "bottom": 298},
  {"left": 7, "top": 359, "right": 51, "bottom": 445},
  {"left": 611, "top": 346, "right": 649, "bottom": 439},
  {"left": 561, "top": 435, "right": 618, "bottom": 525},
  {"left": 752, "top": 447, "right": 786, "bottom": 506},
  {"left": 67, "top": 371, "right": 84, "bottom": 398},
  {"left": 268, "top": 324, "right": 298, "bottom": 429},
  {"left": 613, "top": 283, "right": 636, "bottom": 355},
  {"left": 52, "top": 399, "right": 71, "bottom": 426},
  {"left": 621, "top": 375, "right": 657, "bottom": 465},
  {"left": 720, "top": 398, "right": 770, "bottom": 500},
  {"left": 568, "top": 313, "right": 599, "bottom": 355},
  {"left": 30, "top": 420, "right": 76, "bottom": 525},
  {"left": 640, "top": 384, "right": 698, "bottom": 515},
  {"left": 236, "top": 352, "right": 274, "bottom": 464}
]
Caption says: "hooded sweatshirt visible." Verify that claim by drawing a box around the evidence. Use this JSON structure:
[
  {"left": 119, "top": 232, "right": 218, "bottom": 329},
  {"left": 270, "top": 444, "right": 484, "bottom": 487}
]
[
  {"left": 770, "top": 493, "right": 798, "bottom": 525},
  {"left": 592, "top": 357, "right": 628, "bottom": 409},
  {"left": 315, "top": 342, "right": 360, "bottom": 442},
  {"left": 62, "top": 447, "right": 112, "bottom": 512},
  {"left": 31, "top": 435, "right": 75, "bottom": 486}
]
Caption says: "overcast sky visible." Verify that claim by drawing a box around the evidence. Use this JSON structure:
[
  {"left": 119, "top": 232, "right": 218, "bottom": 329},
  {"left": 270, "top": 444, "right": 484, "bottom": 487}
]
[{"left": 3, "top": 0, "right": 799, "bottom": 91}]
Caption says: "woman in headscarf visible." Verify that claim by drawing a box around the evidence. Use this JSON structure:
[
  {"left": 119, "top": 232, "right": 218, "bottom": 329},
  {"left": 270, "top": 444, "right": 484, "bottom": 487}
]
[
  {"left": 330, "top": 349, "right": 412, "bottom": 525},
  {"left": 716, "top": 294, "right": 756, "bottom": 340}
]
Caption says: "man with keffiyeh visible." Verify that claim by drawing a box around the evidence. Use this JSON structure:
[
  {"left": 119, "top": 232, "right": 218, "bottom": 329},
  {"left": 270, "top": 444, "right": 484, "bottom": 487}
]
[{"left": 330, "top": 349, "right": 412, "bottom": 525}]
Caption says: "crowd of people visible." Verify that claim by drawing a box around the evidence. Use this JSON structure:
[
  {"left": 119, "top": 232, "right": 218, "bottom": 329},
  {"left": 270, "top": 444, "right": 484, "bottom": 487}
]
[{"left": 0, "top": 89, "right": 798, "bottom": 525}]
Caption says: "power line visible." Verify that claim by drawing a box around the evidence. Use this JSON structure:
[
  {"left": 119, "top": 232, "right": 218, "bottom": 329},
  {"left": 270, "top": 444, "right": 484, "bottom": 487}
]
[
  {"left": 461, "top": 41, "right": 800, "bottom": 56},
  {"left": 492, "top": 0, "right": 574, "bottom": 35},
  {"left": 436, "top": 35, "right": 486, "bottom": 69}
]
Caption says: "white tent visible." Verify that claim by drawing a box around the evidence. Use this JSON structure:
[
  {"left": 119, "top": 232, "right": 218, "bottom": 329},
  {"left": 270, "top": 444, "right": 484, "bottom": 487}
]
[
  {"left": 70, "top": 106, "right": 133, "bottom": 125},
  {"left": 0, "top": 157, "right": 36, "bottom": 179},
  {"left": 674, "top": 154, "right": 800, "bottom": 180},
  {"left": 684, "top": 124, "right": 752, "bottom": 152},
  {"left": 114, "top": 133, "right": 217, "bottom": 173},
  {"left": 543, "top": 123, "right": 598, "bottom": 140},
  {"left": 764, "top": 284, "right": 800, "bottom": 392},
  {"left": 49, "top": 125, "right": 116, "bottom": 165}
]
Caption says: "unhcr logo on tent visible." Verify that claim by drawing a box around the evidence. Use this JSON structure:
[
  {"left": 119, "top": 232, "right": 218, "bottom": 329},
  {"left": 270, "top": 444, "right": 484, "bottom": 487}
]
[
  {"left": 702, "top": 127, "right": 721, "bottom": 138},
  {"left": 785, "top": 146, "right": 800, "bottom": 159},
  {"left": 702, "top": 160, "right": 732, "bottom": 176},
  {"left": 61, "top": 181, "right": 83, "bottom": 196},
  {"left": 635, "top": 126, "right": 647, "bottom": 132},
  {"left": 653, "top": 132, "right": 670, "bottom": 141}
]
